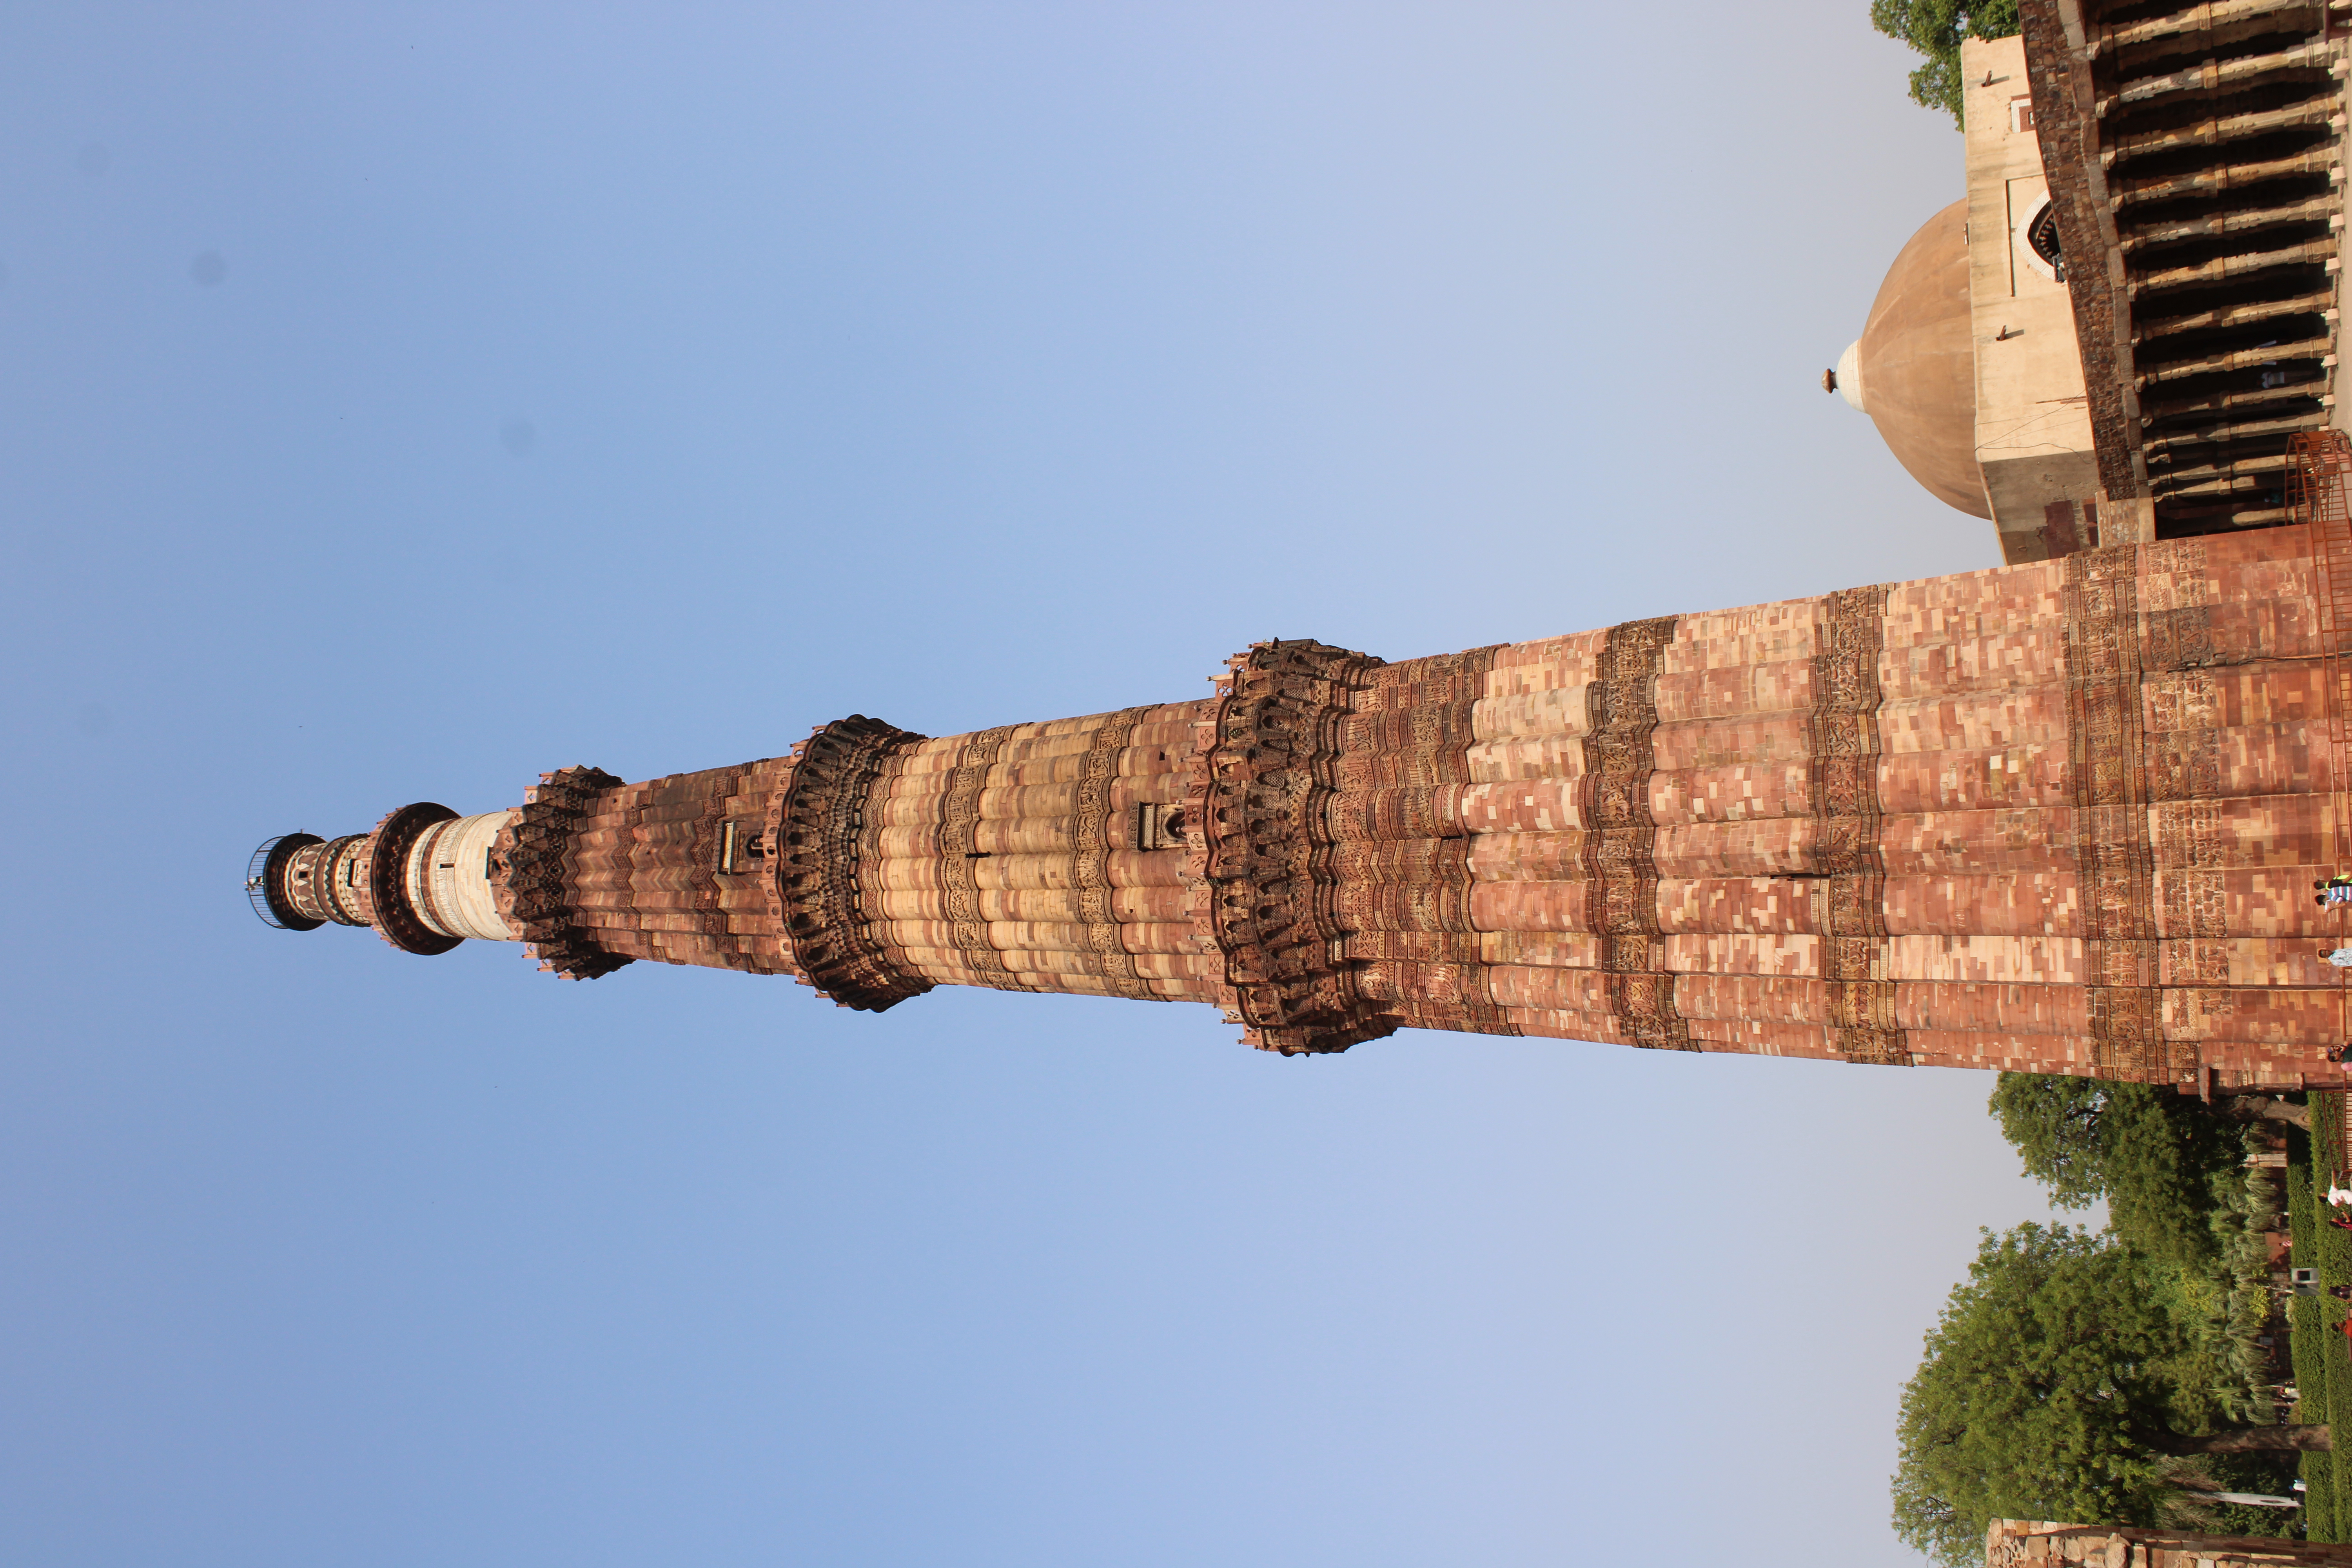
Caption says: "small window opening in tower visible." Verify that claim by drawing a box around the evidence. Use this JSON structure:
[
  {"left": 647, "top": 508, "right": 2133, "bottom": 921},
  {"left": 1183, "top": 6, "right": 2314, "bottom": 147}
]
[
  {"left": 717, "top": 819, "right": 765, "bottom": 875},
  {"left": 2027, "top": 204, "right": 2063, "bottom": 281}
]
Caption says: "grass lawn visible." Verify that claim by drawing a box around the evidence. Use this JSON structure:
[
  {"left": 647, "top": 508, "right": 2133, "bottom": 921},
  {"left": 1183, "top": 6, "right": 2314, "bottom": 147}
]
[{"left": 2288, "top": 1092, "right": 2352, "bottom": 1539}]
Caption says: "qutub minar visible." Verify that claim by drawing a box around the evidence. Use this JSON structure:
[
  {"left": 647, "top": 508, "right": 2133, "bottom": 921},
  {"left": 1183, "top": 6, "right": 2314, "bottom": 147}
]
[{"left": 254, "top": 0, "right": 2352, "bottom": 1096}]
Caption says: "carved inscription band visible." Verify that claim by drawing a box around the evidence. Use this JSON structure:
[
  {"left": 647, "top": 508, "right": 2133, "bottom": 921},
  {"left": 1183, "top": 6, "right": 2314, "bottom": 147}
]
[
  {"left": 936, "top": 724, "right": 1033, "bottom": 992},
  {"left": 769, "top": 715, "right": 933, "bottom": 1012},
  {"left": 1815, "top": 584, "right": 1905, "bottom": 1067},
  {"left": 2064, "top": 545, "right": 2167, "bottom": 1083},
  {"left": 1074, "top": 706, "right": 1161, "bottom": 1002},
  {"left": 1581, "top": 617, "right": 1693, "bottom": 1051}
]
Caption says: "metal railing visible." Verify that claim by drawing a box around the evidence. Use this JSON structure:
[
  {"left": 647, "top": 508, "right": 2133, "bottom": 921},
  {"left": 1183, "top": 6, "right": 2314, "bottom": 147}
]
[{"left": 245, "top": 834, "right": 319, "bottom": 930}]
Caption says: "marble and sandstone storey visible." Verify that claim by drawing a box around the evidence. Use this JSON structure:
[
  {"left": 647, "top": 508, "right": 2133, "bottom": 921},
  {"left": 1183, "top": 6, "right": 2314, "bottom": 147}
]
[
  {"left": 1985, "top": 1517, "right": 2352, "bottom": 1567},
  {"left": 253, "top": 524, "right": 2352, "bottom": 1090}
]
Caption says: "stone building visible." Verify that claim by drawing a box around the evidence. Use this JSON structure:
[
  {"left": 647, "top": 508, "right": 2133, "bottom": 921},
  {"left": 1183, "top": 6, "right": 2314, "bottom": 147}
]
[
  {"left": 1986, "top": 1517, "right": 2352, "bottom": 1567},
  {"left": 1833, "top": 0, "right": 2352, "bottom": 561}
]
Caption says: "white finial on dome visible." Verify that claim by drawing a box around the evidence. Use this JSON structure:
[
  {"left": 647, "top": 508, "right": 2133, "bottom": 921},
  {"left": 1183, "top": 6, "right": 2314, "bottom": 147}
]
[{"left": 1833, "top": 340, "right": 1866, "bottom": 412}]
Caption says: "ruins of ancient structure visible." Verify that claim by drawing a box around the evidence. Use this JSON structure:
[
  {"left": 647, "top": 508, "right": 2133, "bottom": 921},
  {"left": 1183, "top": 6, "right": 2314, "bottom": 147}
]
[{"left": 1987, "top": 1517, "right": 2352, "bottom": 1567}]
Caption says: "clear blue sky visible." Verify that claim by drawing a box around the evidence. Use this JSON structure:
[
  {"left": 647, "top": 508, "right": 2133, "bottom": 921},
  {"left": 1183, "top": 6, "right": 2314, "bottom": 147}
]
[{"left": 2, "top": 5, "right": 2076, "bottom": 1564}]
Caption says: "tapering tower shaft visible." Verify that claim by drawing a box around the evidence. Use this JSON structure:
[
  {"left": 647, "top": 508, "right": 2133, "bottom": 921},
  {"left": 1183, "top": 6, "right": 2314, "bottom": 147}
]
[{"left": 257, "top": 524, "right": 2352, "bottom": 1091}]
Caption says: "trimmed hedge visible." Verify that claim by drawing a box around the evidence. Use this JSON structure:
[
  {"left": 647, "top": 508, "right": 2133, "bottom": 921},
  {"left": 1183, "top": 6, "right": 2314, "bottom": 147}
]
[{"left": 2288, "top": 1098, "right": 2350, "bottom": 1539}]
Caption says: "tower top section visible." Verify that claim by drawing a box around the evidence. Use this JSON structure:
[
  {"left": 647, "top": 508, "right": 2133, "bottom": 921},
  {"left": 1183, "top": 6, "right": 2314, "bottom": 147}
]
[{"left": 247, "top": 806, "right": 517, "bottom": 955}]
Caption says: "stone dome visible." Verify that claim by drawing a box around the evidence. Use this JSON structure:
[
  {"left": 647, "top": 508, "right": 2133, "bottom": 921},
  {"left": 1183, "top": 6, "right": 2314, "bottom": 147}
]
[{"left": 1831, "top": 200, "right": 1989, "bottom": 519}]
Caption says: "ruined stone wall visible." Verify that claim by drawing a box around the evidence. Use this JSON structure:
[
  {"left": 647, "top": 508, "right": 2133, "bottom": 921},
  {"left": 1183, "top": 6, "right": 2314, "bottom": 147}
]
[{"left": 1987, "top": 1517, "right": 2352, "bottom": 1567}]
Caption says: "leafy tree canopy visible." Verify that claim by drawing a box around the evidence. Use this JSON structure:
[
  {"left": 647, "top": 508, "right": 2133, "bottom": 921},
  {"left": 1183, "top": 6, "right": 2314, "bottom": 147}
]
[
  {"left": 1870, "top": 0, "right": 2021, "bottom": 125},
  {"left": 1893, "top": 1224, "right": 2189, "bottom": 1566},
  {"left": 1988, "top": 1074, "right": 2237, "bottom": 1268},
  {"left": 1988, "top": 1073, "right": 2108, "bottom": 1206}
]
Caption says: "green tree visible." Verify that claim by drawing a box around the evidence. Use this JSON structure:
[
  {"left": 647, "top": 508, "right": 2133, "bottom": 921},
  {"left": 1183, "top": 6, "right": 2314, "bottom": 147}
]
[
  {"left": 1988, "top": 1073, "right": 2108, "bottom": 1206},
  {"left": 1893, "top": 1224, "right": 2325, "bottom": 1568},
  {"left": 1869, "top": 0, "right": 2021, "bottom": 125},
  {"left": 1988, "top": 1073, "right": 2237, "bottom": 1267}
]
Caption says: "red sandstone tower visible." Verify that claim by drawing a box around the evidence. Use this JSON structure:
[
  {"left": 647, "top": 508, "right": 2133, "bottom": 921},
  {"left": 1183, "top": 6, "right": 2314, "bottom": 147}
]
[{"left": 251, "top": 523, "right": 2352, "bottom": 1091}]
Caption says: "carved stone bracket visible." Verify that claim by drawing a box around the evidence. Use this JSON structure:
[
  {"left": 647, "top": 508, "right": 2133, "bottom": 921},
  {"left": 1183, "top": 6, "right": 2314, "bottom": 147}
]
[
  {"left": 1186, "top": 639, "right": 1397, "bottom": 1056},
  {"left": 497, "top": 766, "right": 632, "bottom": 980},
  {"left": 768, "top": 714, "right": 933, "bottom": 1012}
]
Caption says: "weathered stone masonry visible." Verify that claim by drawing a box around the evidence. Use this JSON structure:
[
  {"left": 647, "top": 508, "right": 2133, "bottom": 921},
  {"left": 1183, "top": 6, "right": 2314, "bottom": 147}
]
[
  {"left": 1986, "top": 1516, "right": 2352, "bottom": 1568},
  {"left": 252, "top": 525, "right": 2352, "bottom": 1089}
]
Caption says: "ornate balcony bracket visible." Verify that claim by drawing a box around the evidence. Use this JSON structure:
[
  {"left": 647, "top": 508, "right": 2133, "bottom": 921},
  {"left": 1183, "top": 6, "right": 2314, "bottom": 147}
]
[
  {"left": 768, "top": 715, "right": 934, "bottom": 1012},
  {"left": 496, "top": 766, "right": 632, "bottom": 980},
  {"left": 369, "top": 802, "right": 463, "bottom": 956},
  {"left": 1187, "top": 639, "right": 1398, "bottom": 1056}
]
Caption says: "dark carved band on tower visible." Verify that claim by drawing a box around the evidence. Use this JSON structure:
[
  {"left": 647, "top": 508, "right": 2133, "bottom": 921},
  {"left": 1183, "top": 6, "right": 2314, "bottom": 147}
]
[
  {"left": 2065, "top": 545, "right": 2168, "bottom": 1083},
  {"left": 768, "top": 715, "right": 935, "bottom": 1012},
  {"left": 1815, "top": 585, "right": 1906, "bottom": 1067},
  {"left": 1074, "top": 706, "right": 1165, "bottom": 1002},
  {"left": 1187, "top": 639, "right": 1398, "bottom": 1056},
  {"left": 1583, "top": 617, "right": 1694, "bottom": 1052},
  {"left": 368, "top": 803, "right": 463, "bottom": 956},
  {"left": 497, "top": 767, "right": 633, "bottom": 980},
  {"left": 935, "top": 724, "right": 1037, "bottom": 993}
]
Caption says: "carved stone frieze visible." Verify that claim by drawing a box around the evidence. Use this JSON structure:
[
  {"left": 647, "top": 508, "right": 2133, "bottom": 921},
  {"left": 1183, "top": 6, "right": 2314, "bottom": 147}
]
[
  {"left": 1072, "top": 707, "right": 1161, "bottom": 1002},
  {"left": 2064, "top": 546, "right": 2171, "bottom": 1083},
  {"left": 1811, "top": 585, "right": 1905, "bottom": 1066},
  {"left": 767, "top": 715, "right": 933, "bottom": 1012},
  {"left": 1186, "top": 639, "right": 1395, "bottom": 1056},
  {"left": 1579, "top": 617, "right": 1693, "bottom": 1051},
  {"left": 932, "top": 724, "right": 1033, "bottom": 993},
  {"left": 495, "top": 766, "right": 632, "bottom": 980}
]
